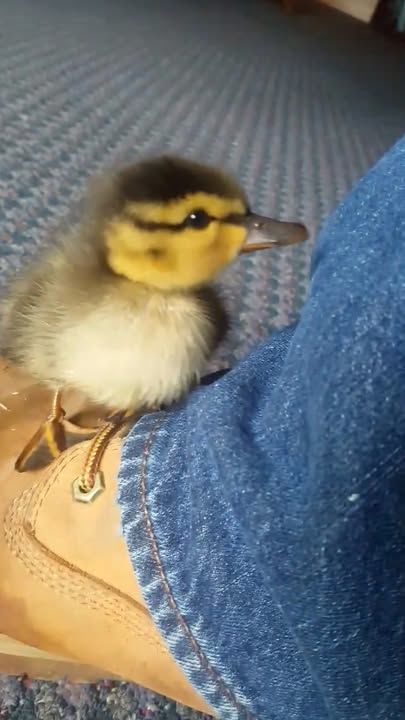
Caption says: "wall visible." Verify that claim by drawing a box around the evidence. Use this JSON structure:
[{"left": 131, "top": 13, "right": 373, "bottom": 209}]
[{"left": 319, "top": 0, "right": 379, "bottom": 22}]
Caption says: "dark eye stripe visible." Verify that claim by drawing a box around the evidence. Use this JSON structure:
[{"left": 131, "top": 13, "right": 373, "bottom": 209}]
[
  {"left": 129, "top": 216, "right": 187, "bottom": 231},
  {"left": 224, "top": 213, "right": 246, "bottom": 226},
  {"left": 127, "top": 212, "right": 246, "bottom": 232}
]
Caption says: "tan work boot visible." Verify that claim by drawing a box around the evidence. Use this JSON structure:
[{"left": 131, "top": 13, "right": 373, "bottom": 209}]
[{"left": 0, "top": 359, "right": 213, "bottom": 715}]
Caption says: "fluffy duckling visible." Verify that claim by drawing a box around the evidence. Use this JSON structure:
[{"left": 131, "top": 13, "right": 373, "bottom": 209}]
[{"left": 2, "top": 156, "right": 307, "bottom": 469}]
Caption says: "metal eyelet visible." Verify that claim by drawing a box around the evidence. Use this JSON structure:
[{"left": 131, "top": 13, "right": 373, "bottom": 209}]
[{"left": 72, "top": 471, "right": 105, "bottom": 503}]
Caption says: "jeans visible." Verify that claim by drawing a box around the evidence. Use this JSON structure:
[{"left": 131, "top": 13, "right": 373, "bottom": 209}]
[{"left": 118, "top": 137, "right": 405, "bottom": 720}]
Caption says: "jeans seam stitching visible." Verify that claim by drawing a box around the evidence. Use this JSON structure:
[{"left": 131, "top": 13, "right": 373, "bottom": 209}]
[{"left": 140, "top": 416, "right": 254, "bottom": 719}]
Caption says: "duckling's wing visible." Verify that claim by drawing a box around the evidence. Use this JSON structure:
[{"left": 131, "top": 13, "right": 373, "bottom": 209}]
[
  {"left": 1, "top": 254, "right": 57, "bottom": 378},
  {"left": 0, "top": 228, "right": 106, "bottom": 386}
]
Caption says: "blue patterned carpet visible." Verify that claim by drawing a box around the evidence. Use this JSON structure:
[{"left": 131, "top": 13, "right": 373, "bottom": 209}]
[{"left": 1, "top": 0, "right": 405, "bottom": 717}]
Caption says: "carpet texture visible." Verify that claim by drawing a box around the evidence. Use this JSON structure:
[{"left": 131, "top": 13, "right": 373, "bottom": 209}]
[{"left": 1, "top": 0, "right": 405, "bottom": 717}]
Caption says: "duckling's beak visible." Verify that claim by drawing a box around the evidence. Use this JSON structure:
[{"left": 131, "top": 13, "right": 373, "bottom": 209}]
[{"left": 241, "top": 213, "right": 308, "bottom": 253}]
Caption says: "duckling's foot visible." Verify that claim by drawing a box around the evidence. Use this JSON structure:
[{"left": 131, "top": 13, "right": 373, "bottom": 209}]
[{"left": 15, "top": 389, "right": 67, "bottom": 473}]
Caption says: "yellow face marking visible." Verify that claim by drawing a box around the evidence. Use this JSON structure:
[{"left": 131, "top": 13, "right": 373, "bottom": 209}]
[
  {"left": 104, "top": 192, "right": 248, "bottom": 290},
  {"left": 126, "top": 192, "right": 246, "bottom": 225}
]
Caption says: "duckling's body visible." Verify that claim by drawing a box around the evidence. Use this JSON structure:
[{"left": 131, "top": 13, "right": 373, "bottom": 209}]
[
  {"left": 2, "top": 155, "right": 306, "bottom": 471},
  {"left": 2, "top": 226, "right": 227, "bottom": 411}
]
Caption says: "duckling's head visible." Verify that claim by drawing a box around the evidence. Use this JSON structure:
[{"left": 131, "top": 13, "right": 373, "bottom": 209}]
[{"left": 96, "top": 156, "right": 307, "bottom": 291}]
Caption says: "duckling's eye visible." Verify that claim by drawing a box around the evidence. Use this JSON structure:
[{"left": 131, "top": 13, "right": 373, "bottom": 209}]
[{"left": 186, "top": 209, "right": 211, "bottom": 230}]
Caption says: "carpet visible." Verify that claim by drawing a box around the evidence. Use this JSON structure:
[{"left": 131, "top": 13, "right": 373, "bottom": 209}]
[{"left": 1, "top": 0, "right": 405, "bottom": 716}]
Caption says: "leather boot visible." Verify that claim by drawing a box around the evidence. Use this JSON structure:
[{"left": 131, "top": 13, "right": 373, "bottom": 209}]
[{"left": 0, "top": 359, "right": 213, "bottom": 715}]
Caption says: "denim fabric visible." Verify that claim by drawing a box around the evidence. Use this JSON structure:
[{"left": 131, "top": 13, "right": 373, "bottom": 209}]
[{"left": 118, "top": 137, "right": 405, "bottom": 720}]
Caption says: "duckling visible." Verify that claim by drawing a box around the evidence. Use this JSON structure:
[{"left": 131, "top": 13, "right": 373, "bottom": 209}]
[{"left": 1, "top": 155, "right": 307, "bottom": 471}]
